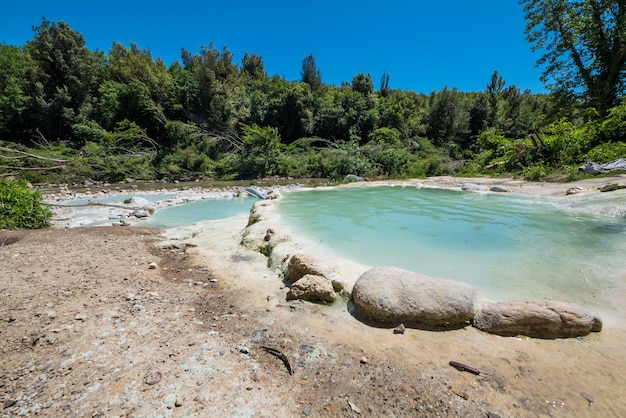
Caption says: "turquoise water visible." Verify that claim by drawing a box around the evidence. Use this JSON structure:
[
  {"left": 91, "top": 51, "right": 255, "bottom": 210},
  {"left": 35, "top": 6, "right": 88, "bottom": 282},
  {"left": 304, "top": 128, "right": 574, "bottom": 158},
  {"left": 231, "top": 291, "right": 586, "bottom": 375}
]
[
  {"left": 276, "top": 186, "right": 626, "bottom": 312},
  {"left": 140, "top": 196, "right": 255, "bottom": 229}
]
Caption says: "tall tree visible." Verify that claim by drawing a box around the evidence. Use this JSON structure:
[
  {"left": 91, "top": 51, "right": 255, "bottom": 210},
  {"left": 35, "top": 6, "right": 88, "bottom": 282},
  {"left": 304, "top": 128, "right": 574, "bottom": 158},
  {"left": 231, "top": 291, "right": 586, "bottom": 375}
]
[
  {"left": 521, "top": 0, "right": 626, "bottom": 116},
  {"left": 301, "top": 54, "right": 322, "bottom": 93},
  {"left": 0, "top": 44, "right": 30, "bottom": 135},
  {"left": 25, "top": 18, "right": 99, "bottom": 140}
]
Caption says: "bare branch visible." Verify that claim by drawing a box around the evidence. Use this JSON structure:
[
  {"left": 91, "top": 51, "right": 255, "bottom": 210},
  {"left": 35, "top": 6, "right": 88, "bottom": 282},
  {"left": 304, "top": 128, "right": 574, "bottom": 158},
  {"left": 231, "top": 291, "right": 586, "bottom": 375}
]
[{"left": 0, "top": 146, "right": 68, "bottom": 163}]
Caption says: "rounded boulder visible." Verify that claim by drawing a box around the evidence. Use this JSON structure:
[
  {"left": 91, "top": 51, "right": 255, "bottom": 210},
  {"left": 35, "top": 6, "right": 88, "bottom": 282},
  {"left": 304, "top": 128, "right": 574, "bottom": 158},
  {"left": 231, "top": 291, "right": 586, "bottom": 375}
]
[
  {"left": 351, "top": 266, "right": 481, "bottom": 329},
  {"left": 473, "top": 300, "right": 603, "bottom": 338}
]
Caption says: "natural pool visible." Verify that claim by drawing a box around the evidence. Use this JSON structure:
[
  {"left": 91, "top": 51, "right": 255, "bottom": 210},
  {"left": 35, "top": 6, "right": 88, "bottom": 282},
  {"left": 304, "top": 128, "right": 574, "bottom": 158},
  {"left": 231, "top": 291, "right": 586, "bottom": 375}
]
[
  {"left": 139, "top": 195, "right": 255, "bottom": 229},
  {"left": 276, "top": 186, "right": 626, "bottom": 320}
]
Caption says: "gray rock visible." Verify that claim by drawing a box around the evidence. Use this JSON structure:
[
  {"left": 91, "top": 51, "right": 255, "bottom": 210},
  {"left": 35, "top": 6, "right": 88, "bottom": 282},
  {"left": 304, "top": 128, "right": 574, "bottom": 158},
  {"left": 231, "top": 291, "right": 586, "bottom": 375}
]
[
  {"left": 287, "top": 274, "right": 336, "bottom": 303},
  {"left": 599, "top": 183, "right": 626, "bottom": 192},
  {"left": 130, "top": 196, "right": 150, "bottom": 206},
  {"left": 351, "top": 266, "right": 481, "bottom": 328},
  {"left": 461, "top": 183, "right": 488, "bottom": 192},
  {"left": 473, "top": 300, "right": 603, "bottom": 339},
  {"left": 132, "top": 209, "right": 150, "bottom": 218},
  {"left": 490, "top": 185, "right": 509, "bottom": 192},
  {"left": 344, "top": 174, "right": 366, "bottom": 182}
]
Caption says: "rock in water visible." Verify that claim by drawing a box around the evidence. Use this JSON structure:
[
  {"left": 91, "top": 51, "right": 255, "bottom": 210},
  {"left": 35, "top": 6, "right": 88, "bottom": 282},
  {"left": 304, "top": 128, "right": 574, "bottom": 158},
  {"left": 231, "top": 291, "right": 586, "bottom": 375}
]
[
  {"left": 473, "top": 300, "right": 603, "bottom": 338},
  {"left": 351, "top": 266, "right": 481, "bottom": 328}
]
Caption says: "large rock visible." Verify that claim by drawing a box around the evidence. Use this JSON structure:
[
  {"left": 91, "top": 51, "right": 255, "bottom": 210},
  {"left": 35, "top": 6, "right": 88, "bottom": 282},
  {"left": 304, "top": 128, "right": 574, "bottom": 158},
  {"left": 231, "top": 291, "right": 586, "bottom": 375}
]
[
  {"left": 285, "top": 254, "right": 325, "bottom": 284},
  {"left": 286, "top": 274, "right": 337, "bottom": 303},
  {"left": 351, "top": 266, "right": 481, "bottom": 329},
  {"left": 473, "top": 300, "right": 603, "bottom": 339}
]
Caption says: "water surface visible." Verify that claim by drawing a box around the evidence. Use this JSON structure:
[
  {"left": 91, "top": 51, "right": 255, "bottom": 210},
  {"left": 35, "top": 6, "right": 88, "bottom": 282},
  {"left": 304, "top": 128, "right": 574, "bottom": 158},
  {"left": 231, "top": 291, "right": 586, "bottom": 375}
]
[{"left": 277, "top": 186, "right": 626, "bottom": 318}]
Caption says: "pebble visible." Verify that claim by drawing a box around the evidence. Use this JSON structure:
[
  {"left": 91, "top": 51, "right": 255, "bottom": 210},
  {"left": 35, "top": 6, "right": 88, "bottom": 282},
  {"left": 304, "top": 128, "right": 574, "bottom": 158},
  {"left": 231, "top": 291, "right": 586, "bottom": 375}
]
[
  {"left": 303, "top": 406, "right": 312, "bottom": 416},
  {"left": 360, "top": 356, "right": 368, "bottom": 364},
  {"left": 148, "top": 262, "right": 157, "bottom": 269},
  {"left": 144, "top": 371, "right": 162, "bottom": 385},
  {"left": 393, "top": 324, "right": 406, "bottom": 334}
]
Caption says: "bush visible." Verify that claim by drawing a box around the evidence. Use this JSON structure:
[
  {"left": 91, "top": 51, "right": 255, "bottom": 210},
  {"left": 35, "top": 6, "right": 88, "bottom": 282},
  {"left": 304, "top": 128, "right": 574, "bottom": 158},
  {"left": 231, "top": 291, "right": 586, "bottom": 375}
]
[{"left": 0, "top": 179, "right": 52, "bottom": 229}]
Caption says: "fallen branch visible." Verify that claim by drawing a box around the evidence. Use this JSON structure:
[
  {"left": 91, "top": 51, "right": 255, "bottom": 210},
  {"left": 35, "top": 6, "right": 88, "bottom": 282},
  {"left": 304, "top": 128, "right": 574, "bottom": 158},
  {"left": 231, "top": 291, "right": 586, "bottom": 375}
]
[
  {"left": 0, "top": 146, "right": 68, "bottom": 163},
  {"left": 0, "top": 165, "right": 65, "bottom": 171},
  {"left": 261, "top": 346, "right": 294, "bottom": 375}
]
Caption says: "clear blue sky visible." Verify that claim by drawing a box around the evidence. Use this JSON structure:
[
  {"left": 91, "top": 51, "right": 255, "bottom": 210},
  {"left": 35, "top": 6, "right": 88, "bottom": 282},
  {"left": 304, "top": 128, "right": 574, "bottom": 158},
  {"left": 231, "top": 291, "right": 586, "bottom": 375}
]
[{"left": 2, "top": 0, "right": 546, "bottom": 94}]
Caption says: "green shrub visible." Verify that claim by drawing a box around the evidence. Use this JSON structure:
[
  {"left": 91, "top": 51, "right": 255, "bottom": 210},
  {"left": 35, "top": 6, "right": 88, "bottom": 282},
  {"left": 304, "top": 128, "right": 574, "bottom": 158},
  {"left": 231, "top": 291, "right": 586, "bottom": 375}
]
[
  {"left": 0, "top": 179, "right": 52, "bottom": 229},
  {"left": 584, "top": 141, "right": 626, "bottom": 163}
]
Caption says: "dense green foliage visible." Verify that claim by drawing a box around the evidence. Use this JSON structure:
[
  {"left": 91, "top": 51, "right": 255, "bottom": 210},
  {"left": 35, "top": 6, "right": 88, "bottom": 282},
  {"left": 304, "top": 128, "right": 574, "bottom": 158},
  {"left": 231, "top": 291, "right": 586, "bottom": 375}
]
[
  {"left": 0, "top": 15, "right": 624, "bottom": 186},
  {"left": 0, "top": 179, "right": 51, "bottom": 229},
  {"left": 521, "top": 0, "right": 626, "bottom": 117}
]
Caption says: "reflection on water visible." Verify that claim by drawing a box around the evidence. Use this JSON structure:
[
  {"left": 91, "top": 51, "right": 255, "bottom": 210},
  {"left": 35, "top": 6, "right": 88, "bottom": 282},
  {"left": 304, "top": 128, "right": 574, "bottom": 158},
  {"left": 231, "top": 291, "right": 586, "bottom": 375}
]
[{"left": 277, "top": 186, "right": 626, "bottom": 319}]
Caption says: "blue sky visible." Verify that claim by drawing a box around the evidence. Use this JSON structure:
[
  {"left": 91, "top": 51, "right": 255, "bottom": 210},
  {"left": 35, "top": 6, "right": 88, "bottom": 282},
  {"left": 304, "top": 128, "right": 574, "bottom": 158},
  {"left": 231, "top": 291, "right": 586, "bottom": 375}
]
[{"left": 2, "top": 1, "right": 546, "bottom": 94}]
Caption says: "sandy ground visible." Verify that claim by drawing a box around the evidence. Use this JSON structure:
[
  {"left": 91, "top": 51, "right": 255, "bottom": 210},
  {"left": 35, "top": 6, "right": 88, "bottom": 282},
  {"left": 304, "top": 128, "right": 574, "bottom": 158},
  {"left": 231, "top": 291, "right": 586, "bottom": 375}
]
[{"left": 2, "top": 176, "right": 626, "bottom": 417}]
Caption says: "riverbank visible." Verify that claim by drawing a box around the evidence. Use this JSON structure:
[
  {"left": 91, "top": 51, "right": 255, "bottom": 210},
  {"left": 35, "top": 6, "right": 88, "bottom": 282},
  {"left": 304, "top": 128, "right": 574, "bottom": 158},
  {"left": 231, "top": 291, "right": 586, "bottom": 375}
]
[{"left": 2, "top": 175, "right": 625, "bottom": 416}]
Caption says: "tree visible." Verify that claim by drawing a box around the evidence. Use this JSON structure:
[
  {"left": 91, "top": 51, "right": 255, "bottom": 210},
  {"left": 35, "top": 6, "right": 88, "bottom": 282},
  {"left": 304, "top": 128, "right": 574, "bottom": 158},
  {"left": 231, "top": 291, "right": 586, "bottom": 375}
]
[
  {"left": 25, "top": 18, "right": 100, "bottom": 140},
  {"left": 241, "top": 52, "right": 266, "bottom": 80},
  {"left": 351, "top": 73, "right": 374, "bottom": 95},
  {"left": 521, "top": 0, "right": 626, "bottom": 116},
  {"left": 0, "top": 44, "right": 30, "bottom": 134},
  {"left": 301, "top": 54, "right": 322, "bottom": 93}
]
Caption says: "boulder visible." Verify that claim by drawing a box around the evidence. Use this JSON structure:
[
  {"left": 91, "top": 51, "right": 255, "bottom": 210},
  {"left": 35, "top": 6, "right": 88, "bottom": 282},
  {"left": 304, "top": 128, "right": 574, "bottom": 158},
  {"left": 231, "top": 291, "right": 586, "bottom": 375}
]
[
  {"left": 473, "top": 300, "right": 603, "bottom": 339},
  {"left": 286, "top": 274, "right": 336, "bottom": 303},
  {"left": 285, "top": 254, "right": 325, "bottom": 284},
  {"left": 132, "top": 209, "right": 150, "bottom": 218},
  {"left": 351, "top": 266, "right": 481, "bottom": 329}
]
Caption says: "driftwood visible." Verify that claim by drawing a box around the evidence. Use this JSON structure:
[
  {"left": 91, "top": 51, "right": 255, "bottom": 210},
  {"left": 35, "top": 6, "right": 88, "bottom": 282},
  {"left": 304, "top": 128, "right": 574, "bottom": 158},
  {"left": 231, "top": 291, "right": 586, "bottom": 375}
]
[
  {"left": 449, "top": 361, "right": 481, "bottom": 375},
  {"left": 261, "top": 346, "right": 294, "bottom": 375}
]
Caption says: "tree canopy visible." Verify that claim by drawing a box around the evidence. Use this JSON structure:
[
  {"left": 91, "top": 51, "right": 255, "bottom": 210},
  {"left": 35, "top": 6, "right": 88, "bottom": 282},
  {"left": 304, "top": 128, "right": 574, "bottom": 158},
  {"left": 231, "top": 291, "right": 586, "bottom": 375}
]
[
  {"left": 0, "top": 17, "right": 624, "bottom": 185},
  {"left": 521, "top": 0, "right": 626, "bottom": 116}
]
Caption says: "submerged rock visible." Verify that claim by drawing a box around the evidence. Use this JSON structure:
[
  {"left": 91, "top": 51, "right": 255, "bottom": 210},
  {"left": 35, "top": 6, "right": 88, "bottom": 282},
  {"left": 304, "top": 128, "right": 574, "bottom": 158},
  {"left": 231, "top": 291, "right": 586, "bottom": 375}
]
[
  {"left": 351, "top": 266, "right": 481, "bottom": 329},
  {"left": 473, "top": 300, "right": 603, "bottom": 338},
  {"left": 286, "top": 274, "right": 336, "bottom": 303}
]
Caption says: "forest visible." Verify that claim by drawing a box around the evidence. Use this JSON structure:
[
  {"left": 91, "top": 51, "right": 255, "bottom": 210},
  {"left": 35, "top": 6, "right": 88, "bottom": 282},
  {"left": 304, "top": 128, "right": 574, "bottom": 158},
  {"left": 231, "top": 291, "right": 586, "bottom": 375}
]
[{"left": 1, "top": 3, "right": 625, "bottom": 185}]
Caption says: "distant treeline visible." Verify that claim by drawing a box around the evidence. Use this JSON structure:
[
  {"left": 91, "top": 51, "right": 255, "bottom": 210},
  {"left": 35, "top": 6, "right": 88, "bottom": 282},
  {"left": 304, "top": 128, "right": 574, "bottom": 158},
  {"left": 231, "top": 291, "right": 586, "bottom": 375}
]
[{"left": 1, "top": 19, "right": 624, "bottom": 184}]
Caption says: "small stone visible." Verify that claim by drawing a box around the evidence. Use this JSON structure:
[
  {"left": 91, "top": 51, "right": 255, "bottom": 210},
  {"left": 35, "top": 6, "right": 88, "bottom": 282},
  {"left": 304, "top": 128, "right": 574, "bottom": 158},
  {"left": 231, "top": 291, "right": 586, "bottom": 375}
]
[
  {"left": 348, "top": 401, "right": 362, "bottom": 414},
  {"left": 144, "top": 371, "right": 162, "bottom": 385},
  {"left": 47, "top": 311, "right": 57, "bottom": 319},
  {"left": 393, "top": 324, "right": 406, "bottom": 334},
  {"left": 239, "top": 347, "right": 250, "bottom": 355},
  {"left": 303, "top": 406, "right": 313, "bottom": 416},
  {"left": 4, "top": 399, "right": 17, "bottom": 408},
  {"left": 148, "top": 262, "right": 157, "bottom": 269},
  {"left": 360, "top": 356, "right": 368, "bottom": 364}
]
